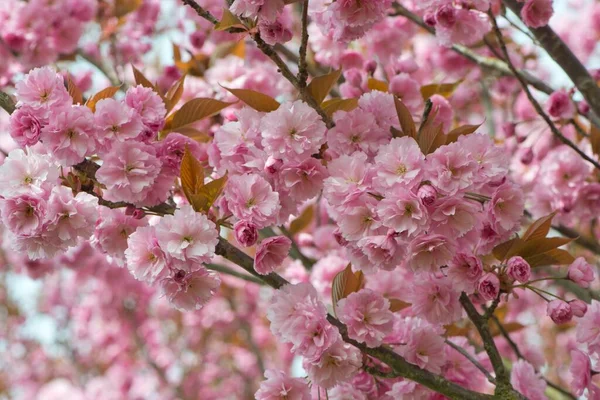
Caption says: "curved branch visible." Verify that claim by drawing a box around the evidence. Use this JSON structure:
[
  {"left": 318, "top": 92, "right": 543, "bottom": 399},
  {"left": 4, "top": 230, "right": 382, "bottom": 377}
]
[
  {"left": 503, "top": 0, "right": 600, "bottom": 123},
  {"left": 215, "top": 238, "right": 494, "bottom": 400},
  {"left": 488, "top": 10, "right": 600, "bottom": 171}
]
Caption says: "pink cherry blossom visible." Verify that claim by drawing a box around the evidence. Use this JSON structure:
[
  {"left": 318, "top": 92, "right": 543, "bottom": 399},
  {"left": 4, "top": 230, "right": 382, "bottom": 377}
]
[
  {"left": 9, "top": 105, "right": 43, "bottom": 147},
  {"left": 224, "top": 174, "right": 281, "bottom": 228},
  {"left": 154, "top": 204, "right": 217, "bottom": 264},
  {"left": 14, "top": 66, "right": 71, "bottom": 111},
  {"left": 41, "top": 105, "right": 97, "bottom": 166},
  {"left": 547, "top": 90, "right": 575, "bottom": 119},
  {"left": 407, "top": 234, "right": 455, "bottom": 273},
  {"left": 478, "top": 273, "right": 500, "bottom": 301},
  {"left": 303, "top": 338, "right": 362, "bottom": 389},
  {"left": 124, "top": 85, "right": 166, "bottom": 138},
  {"left": 260, "top": 100, "right": 327, "bottom": 161},
  {"left": 409, "top": 274, "right": 463, "bottom": 325},
  {"left": 506, "top": 256, "right": 531, "bottom": 283},
  {"left": 95, "top": 141, "right": 161, "bottom": 205},
  {"left": 0, "top": 194, "right": 47, "bottom": 237},
  {"left": 374, "top": 137, "right": 425, "bottom": 191},
  {"left": 233, "top": 220, "right": 259, "bottom": 247},
  {"left": 570, "top": 299, "right": 588, "bottom": 318},
  {"left": 254, "top": 236, "right": 291, "bottom": 275},
  {"left": 378, "top": 190, "right": 428, "bottom": 237},
  {"left": 125, "top": 226, "right": 168, "bottom": 284},
  {"left": 255, "top": 370, "right": 310, "bottom": 400},
  {"left": 45, "top": 186, "right": 98, "bottom": 247},
  {"left": 0, "top": 149, "right": 60, "bottom": 198},
  {"left": 521, "top": 0, "right": 554, "bottom": 28},
  {"left": 570, "top": 349, "right": 592, "bottom": 397},
  {"left": 510, "top": 359, "right": 547, "bottom": 400},
  {"left": 568, "top": 257, "right": 595, "bottom": 288},
  {"left": 160, "top": 267, "right": 221, "bottom": 311},
  {"left": 94, "top": 98, "right": 144, "bottom": 146},
  {"left": 547, "top": 299, "right": 573, "bottom": 325},
  {"left": 447, "top": 252, "right": 483, "bottom": 293},
  {"left": 336, "top": 289, "right": 393, "bottom": 347}
]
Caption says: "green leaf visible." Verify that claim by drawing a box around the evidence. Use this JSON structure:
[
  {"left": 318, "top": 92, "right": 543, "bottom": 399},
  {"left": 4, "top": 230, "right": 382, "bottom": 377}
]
[
  {"left": 527, "top": 248, "right": 575, "bottom": 268},
  {"left": 321, "top": 98, "right": 359, "bottom": 117},
  {"left": 307, "top": 69, "right": 342, "bottom": 104},
  {"left": 86, "top": 85, "right": 121, "bottom": 112},
  {"left": 522, "top": 212, "right": 557, "bottom": 242},
  {"left": 332, "top": 264, "right": 364, "bottom": 314},
  {"left": 446, "top": 123, "right": 482, "bottom": 144},
  {"left": 167, "top": 98, "right": 234, "bottom": 131},
  {"left": 492, "top": 238, "right": 523, "bottom": 262},
  {"left": 164, "top": 74, "right": 186, "bottom": 113},
  {"left": 591, "top": 123, "right": 600, "bottom": 157},
  {"left": 420, "top": 80, "right": 463, "bottom": 100},
  {"left": 132, "top": 65, "right": 156, "bottom": 91},
  {"left": 180, "top": 146, "right": 205, "bottom": 210},
  {"left": 394, "top": 96, "right": 416, "bottom": 139},
  {"left": 222, "top": 86, "right": 280, "bottom": 112},
  {"left": 367, "top": 78, "right": 389, "bottom": 93},
  {"left": 215, "top": 8, "right": 246, "bottom": 31},
  {"left": 194, "top": 173, "right": 228, "bottom": 213},
  {"left": 289, "top": 205, "right": 314, "bottom": 235},
  {"left": 389, "top": 299, "right": 411, "bottom": 312},
  {"left": 66, "top": 74, "right": 83, "bottom": 105},
  {"left": 114, "top": 0, "right": 142, "bottom": 18}
]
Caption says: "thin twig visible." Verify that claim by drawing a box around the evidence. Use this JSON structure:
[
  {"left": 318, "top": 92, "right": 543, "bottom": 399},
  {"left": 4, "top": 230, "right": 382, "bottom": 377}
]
[
  {"left": 297, "top": 0, "right": 310, "bottom": 87},
  {"left": 206, "top": 263, "right": 265, "bottom": 285},
  {"left": 279, "top": 226, "right": 316, "bottom": 269},
  {"left": 77, "top": 51, "right": 122, "bottom": 87},
  {"left": 392, "top": 3, "right": 600, "bottom": 129},
  {"left": 488, "top": 11, "right": 600, "bottom": 171},
  {"left": 215, "top": 238, "right": 494, "bottom": 399},
  {"left": 490, "top": 316, "right": 577, "bottom": 400},
  {"left": 445, "top": 339, "right": 496, "bottom": 384},
  {"left": 0, "top": 91, "right": 16, "bottom": 115},
  {"left": 503, "top": 0, "right": 600, "bottom": 126},
  {"left": 179, "top": 0, "right": 332, "bottom": 127}
]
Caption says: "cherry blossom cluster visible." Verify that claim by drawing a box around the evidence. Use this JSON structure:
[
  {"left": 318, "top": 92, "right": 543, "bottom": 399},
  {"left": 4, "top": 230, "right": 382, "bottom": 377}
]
[
  {"left": 2, "top": 0, "right": 600, "bottom": 399},
  {"left": 0, "top": 0, "right": 96, "bottom": 85}
]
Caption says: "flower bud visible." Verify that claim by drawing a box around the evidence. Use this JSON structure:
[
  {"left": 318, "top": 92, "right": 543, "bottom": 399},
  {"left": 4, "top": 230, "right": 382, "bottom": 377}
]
[
  {"left": 417, "top": 184, "right": 437, "bottom": 206},
  {"left": 578, "top": 100, "right": 590, "bottom": 115},
  {"left": 478, "top": 273, "right": 500, "bottom": 301},
  {"left": 568, "top": 257, "right": 595, "bottom": 288},
  {"left": 547, "top": 300, "right": 573, "bottom": 324},
  {"left": 189, "top": 31, "right": 206, "bottom": 49},
  {"left": 570, "top": 299, "right": 588, "bottom": 318},
  {"left": 234, "top": 220, "right": 259, "bottom": 247},
  {"left": 264, "top": 156, "right": 283, "bottom": 174},
  {"left": 506, "top": 256, "right": 531, "bottom": 283},
  {"left": 365, "top": 60, "right": 378, "bottom": 76},
  {"left": 435, "top": 5, "right": 457, "bottom": 28},
  {"left": 344, "top": 68, "right": 363, "bottom": 88},
  {"left": 520, "top": 148, "right": 534, "bottom": 165},
  {"left": 501, "top": 122, "right": 516, "bottom": 138}
]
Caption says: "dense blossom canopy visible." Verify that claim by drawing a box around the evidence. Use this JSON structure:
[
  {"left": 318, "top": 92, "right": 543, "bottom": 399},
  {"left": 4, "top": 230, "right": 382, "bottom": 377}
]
[{"left": 1, "top": 0, "right": 600, "bottom": 399}]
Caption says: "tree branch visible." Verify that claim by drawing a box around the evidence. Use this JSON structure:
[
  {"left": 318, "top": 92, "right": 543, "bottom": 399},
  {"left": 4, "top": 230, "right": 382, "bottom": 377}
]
[
  {"left": 179, "top": 0, "right": 332, "bottom": 127},
  {"left": 215, "top": 237, "right": 495, "bottom": 399},
  {"left": 392, "top": 3, "right": 600, "bottom": 129},
  {"left": 488, "top": 11, "right": 600, "bottom": 171},
  {"left": 206, "top": 263, "right": 265, "bottom": 285},
  {"left": 503, "top": 0, "right": 600, "bottom": 124},
  {"left": 460, "top": 294, "right": 525, "bottom": 399},
  {"left": 444, "top": 339, "right": 496, "bottom": 384},
  {"left": 297, "top": 0, "right": 310, "bottom": 87},
  {"left": 0, "top": 91, "right": 16, "bottom": 115},
  {"left": 490, "top": 315, "right": 577, "bottom": 400}
]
